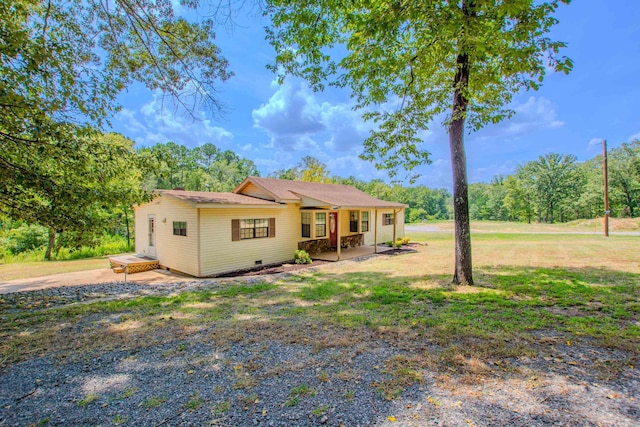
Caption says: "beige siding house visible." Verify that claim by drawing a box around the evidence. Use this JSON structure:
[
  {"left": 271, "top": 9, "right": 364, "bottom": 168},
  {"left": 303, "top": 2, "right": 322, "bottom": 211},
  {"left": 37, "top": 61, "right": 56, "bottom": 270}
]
[{"left": 134, "top": 177, "right": 406, "bottom": 277}]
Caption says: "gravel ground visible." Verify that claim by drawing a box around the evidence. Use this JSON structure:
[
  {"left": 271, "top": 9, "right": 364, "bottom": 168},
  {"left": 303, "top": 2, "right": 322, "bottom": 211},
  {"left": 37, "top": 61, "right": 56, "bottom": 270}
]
[{"left": 1, "top": 276, "right": 638, "bottom": 427}]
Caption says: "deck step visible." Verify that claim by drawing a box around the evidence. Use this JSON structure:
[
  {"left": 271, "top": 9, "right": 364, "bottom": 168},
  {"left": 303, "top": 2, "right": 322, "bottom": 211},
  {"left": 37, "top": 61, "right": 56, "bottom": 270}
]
[{"left": 112, "top": 267, "right": 125, "bottom": 274}]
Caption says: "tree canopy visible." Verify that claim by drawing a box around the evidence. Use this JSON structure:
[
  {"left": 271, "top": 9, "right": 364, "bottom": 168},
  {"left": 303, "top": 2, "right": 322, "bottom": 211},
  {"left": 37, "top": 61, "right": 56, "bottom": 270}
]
[
  {"left": 265, "top": 0, "right": 572, "bottom": 284},
  {"left": 0, "top": 0, "right": 232, "bottom": 243}
]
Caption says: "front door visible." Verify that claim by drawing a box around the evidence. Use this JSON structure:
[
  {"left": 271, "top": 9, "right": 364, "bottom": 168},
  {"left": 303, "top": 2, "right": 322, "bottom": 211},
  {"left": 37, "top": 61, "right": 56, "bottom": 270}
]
[
  {"left": 147, "top": 214, "right": 156, "bottom": 258},
  {"left": 329, "top": 212, "right": 338, "bottom": 248}
]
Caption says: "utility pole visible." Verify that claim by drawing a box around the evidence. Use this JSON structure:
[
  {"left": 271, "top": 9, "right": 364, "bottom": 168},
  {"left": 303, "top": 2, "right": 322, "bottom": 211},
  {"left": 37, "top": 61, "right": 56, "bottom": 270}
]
[{"left": 603, "top": 140, "right": 609, "bottom": 237}]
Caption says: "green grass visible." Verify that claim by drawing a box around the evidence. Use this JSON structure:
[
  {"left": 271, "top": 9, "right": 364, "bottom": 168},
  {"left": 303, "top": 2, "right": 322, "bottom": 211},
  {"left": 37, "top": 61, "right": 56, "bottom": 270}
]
[
  {"left": 0, "top": 232, "right": 637, "bottom": 384},
  {"left": 285, "top": 383, "right": 315, "bottom": 407},
  {"left": 142, "top": 395, "right": 167, "bottom": 409},
  {"left": 211, "top": 400, "right": 230, "bottom": 416},
  {"left": 78, "top": 393, "right": 99, "bottom": 407},
  {"left": 1, "top": 234, "right": 133, "bottom": 264},
  {"left": 0, "top": 257, "right": 112, "bottom": 282},
  {"left": 413, "top": 218, "right": 640, "bottom": 233},
  {"left": 184, "top": 392, "right": 203, "bottom": 411}
]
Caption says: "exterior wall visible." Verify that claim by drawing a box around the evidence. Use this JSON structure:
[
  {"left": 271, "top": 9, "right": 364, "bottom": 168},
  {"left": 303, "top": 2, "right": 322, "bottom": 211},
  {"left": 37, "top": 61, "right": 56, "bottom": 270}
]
[
  {"left": 134, "top": 196, "right": 199, "bottom": 276},
  {"left": 363, "top": 208, "right": 405, "bottom": 245},
  {"left": 240, "top": 182, "right": 276, "bottom": 201},
  {"left": 199, "top": 205, "right": 299, "bottom": 276}
]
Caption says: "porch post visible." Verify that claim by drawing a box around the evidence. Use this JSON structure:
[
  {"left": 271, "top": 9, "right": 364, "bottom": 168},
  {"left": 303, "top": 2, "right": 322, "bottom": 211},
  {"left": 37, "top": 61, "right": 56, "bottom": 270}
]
[
  {"left": 393, "top": 209, "right": 398, "bottom": 250},
  {"left": 336, "top": 210, "right": 341, "bottom": 261},
  {"left": 374, "top": 208, "right": 378, "bottom": 253}
]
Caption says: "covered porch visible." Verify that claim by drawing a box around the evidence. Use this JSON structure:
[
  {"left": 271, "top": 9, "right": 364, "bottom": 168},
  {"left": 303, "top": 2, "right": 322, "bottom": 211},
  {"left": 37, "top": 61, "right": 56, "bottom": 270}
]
[{"left": 311, "top": 243, "right": 394, "bottom": 261}]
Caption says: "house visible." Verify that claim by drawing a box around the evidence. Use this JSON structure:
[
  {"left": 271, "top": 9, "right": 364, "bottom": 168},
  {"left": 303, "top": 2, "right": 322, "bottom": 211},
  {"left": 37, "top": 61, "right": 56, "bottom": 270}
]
[{"left": 133, "top": 177, "right": 406, "bottom": 277}]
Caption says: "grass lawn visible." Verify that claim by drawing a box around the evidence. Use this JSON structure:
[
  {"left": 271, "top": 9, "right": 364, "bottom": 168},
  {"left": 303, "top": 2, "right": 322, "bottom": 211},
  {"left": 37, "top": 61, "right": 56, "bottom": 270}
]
[
  {"left": 2, "top": 229, "right": 637, "bottom": 426},
  {"left": 417, "top": 217, "right": 640, "bottom": 233},
  {"left": 0, "top": 257, "right": 113, "bottom": 282},
  {"left": 1, "top": 232, "right": 637, "bottom": 371}
]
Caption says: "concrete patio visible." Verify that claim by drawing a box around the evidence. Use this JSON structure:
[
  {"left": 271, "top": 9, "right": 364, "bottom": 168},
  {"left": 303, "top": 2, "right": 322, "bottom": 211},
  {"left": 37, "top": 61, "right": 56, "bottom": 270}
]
[{"left": 311, "top": 244, "right": 393, "bottom": 262}]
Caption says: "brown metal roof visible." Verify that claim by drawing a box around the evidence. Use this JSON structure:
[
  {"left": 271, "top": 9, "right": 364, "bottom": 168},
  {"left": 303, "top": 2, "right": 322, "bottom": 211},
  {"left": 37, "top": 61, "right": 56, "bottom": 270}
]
[
  {"left": 158, "top": 190, "right": 281, "bottom": 206},
  {"left": 235, "top": 177, "right": 406, "bottom": 208}
]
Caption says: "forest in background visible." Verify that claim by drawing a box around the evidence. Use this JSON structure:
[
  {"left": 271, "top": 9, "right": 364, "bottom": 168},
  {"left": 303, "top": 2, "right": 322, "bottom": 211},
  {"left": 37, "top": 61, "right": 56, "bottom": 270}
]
[{"left": 1, "top": 136, "right": 638, "bottom": 262}]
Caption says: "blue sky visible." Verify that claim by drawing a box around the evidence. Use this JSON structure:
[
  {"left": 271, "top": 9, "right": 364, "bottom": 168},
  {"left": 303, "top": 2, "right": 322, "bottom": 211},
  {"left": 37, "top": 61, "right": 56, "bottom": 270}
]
[{"left": 112, "top": 0, "right": 640, "bottom": 190}]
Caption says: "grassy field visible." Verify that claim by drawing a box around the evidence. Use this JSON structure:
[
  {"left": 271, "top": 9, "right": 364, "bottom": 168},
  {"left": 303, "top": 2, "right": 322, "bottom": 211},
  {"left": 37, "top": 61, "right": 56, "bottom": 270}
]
[
  {"left": 419, "top": 217, "right": 640, "bottom": 233},
  {"left": 2, "top": 219, "right": 637, "bottom": 282},
  {"left": 1, "top": 231, "right": 638, "bottom": 372},
  {"left": 1, "top": 229, "right": 637, "bottom": 426}
]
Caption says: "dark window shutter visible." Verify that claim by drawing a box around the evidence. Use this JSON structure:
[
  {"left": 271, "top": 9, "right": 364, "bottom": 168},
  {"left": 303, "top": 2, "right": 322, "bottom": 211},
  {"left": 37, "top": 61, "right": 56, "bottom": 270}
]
[
  {"left": 232, "top": 219, "right": 240, "bottom": 241},
  {"left": 269, "top": 218, "right": 276, "bottom": 238}
]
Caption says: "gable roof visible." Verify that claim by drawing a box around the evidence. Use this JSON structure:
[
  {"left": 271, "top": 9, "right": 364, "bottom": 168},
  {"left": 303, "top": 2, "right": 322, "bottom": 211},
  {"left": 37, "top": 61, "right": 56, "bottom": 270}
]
[
  {"left": 158, "top": 190, "right": 281, "bottom": 207},
  {"left": 234, "top": 177, "right": 406, "bottom": 209}
]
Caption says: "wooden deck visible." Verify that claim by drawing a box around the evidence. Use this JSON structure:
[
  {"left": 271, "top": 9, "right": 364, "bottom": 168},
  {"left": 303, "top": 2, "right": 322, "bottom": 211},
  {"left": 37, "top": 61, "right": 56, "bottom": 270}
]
[{"left": 108, "top": 255, "right": 160, "bottom": 274}]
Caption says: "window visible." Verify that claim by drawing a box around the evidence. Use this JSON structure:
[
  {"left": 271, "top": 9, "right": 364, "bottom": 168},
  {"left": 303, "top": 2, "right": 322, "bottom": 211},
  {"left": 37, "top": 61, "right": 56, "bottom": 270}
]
[
  {"left": 383, "top": 213, "right": 394, "bottom": 226},
  {"left": 315, "top": 213, "right": 326, "bottom": 237},
  {"left": 361, "top": 211, "right": 369, "bottom": 232},
  {"left": 241, "top": 219, "right": 269, "bottom": 239},
  {"left": 173, "top": 221, "right": 187, "bottom": 236},
  {"left": 301, "top": 212, "right": 311, "bottom": 238},
  {"left": 349, "top": 211, "right": 359, "bottom": 233}
]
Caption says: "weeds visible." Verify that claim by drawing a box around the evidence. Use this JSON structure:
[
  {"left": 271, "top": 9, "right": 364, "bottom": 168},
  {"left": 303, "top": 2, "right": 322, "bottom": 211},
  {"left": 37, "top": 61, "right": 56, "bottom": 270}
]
[
  {"left": 184, "top": 392, "right": 203, "bottom": 411},
  {"left": 113, "top": 415, "right": 127, "bottom": 425},
  {"left": 115, "top": 388, "right": 138, "bottom": 400},
  {"left": 211, "top": 400, "right": 230, "bottom": 416},
  {"left": 142, "top": 396, "right": 167, "bottom": 409},
  {"left": 312, "top": 404, "right": 328, "bottom": 417},
  {"left": 78, "top": 393, "right": 99, "bottom": 407},
  {"left": 285, "top": 383, "right": 315, "bottom": 407},
  {"left": 373, "top": 355, "right": 425, "bottom": 401}
]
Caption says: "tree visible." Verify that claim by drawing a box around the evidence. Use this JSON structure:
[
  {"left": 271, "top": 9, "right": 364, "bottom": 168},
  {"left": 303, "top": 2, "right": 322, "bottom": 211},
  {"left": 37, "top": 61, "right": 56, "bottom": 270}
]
[
  {"left": 0, "top": 132, "right": 146, "bottom": 259},
  {"left": 139, "top": 143, "right": 259, "bottom": 192},
  {"left": 1, "top": 0, "right": 232, "bottom": 239},
  {"left": 517, "top": 153, "right": 583, "bottom": 223},
  {"left": 504, "top": 173, "right": 535, "bottom": 223},
  {"left": 609, "top": 140, "right": 640, "bottom": 217},
  {"left": 268, "top": 156, "right": 331, "bottom": 182},
  {"left": 265, "top": 0, "right": 572, "bottom": 285},
  {"left": 299, "top": 156, "right": 332, "bottom": 182}
]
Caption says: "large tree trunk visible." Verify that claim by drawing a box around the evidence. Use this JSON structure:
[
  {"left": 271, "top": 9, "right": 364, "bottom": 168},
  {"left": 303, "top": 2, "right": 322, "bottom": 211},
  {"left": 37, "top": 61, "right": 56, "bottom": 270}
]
[
  {"left": 449, "top": 46, "right": 473, "bottom": 286},
  {"left": 45, "top": 227, "right": 56, "bottom": 260}
]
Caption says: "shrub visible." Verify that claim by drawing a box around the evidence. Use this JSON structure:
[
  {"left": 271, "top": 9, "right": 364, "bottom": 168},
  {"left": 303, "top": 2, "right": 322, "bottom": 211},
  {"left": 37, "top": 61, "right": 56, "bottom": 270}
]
[
  {"left": 294, "top": 249, "right": 312, "bottom": 264},
  {"left": 386, "top": 237, "right": 410, "bottom": 248},
  {"left": 3, "top": 224, "right": 48, "bottom": 254}
]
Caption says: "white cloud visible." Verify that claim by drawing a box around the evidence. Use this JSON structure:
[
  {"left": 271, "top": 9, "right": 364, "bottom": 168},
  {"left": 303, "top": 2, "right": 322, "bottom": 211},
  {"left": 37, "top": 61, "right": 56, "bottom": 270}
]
[
  {"left": 326, "top": 155, "right": 386, "bottom": 180},
  {"left": 252, "top": 79, "right": 369, "bottom": 153},
  {"left": 115, "top": 91, "right": 234, "bottom": 148},
  {"left": 475, "top": 96, "right": 563, "bottom": 140},
  {"left": 117, "top": 108, "right": 146, "bottom": 134},
  {"left": 414, "top": 158, "right": 453, "bottom": 189},
  {"left": 629, "top": 131, "right": 640, "bottom": 141}
]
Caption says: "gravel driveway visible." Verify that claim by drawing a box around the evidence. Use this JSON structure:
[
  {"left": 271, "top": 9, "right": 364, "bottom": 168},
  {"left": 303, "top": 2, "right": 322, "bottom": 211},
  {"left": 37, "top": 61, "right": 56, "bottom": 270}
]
[{"left": 1, "top": 276, "right": 638, "bottom": 427}]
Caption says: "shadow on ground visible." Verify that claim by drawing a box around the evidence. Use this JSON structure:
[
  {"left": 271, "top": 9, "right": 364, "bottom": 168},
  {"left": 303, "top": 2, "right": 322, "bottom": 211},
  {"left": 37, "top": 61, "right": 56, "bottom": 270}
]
[{"left": 0, "top": 266, "right": 638, "bottom": 426}]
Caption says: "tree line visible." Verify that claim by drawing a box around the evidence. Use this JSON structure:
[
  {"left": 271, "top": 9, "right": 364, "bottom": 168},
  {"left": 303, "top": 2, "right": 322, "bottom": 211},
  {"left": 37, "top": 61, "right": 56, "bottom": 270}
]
[
  {"left": 468, "top": 141, "right": 640, "bottom": 223},
  {"left": 2, "top": 135, "right": 637, "bottom": 261}
]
